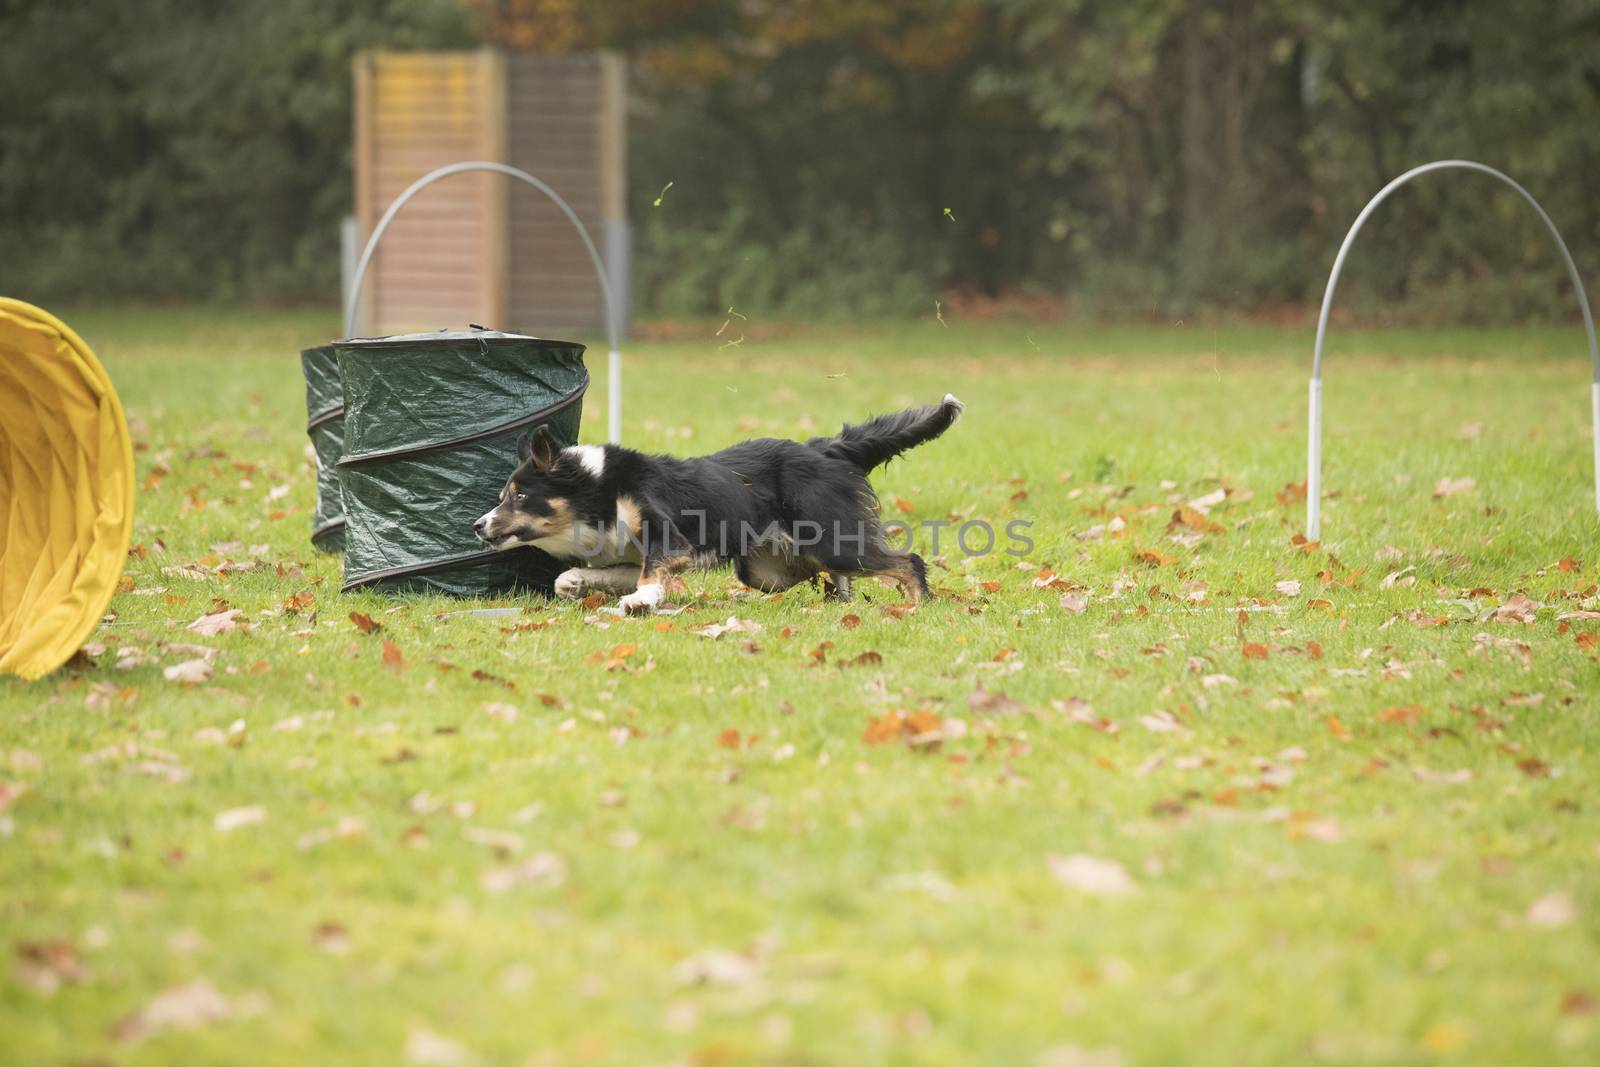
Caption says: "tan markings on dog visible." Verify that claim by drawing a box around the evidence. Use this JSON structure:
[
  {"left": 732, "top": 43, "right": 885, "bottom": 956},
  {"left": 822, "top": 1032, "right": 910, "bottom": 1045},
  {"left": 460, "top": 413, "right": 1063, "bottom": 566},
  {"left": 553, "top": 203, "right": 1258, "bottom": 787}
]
[
  {"left": 615, "top": 495, "right": 644, "bottom": 537},
  {"left": 868, "top": 555, "right": 923, "bottom": 606},
  {"left": 642, "top": 555, "right": 693, "bottom": 589}
]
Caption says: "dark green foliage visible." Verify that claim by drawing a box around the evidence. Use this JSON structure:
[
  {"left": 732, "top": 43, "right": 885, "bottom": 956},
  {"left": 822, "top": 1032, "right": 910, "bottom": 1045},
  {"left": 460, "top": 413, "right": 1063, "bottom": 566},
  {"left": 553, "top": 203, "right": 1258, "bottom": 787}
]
[
  {"left": 2, "top": 0, "right": 1597, "bottom": 321},
  {"left": 0, "top": 0, "right": 473, "bottom": 303}
]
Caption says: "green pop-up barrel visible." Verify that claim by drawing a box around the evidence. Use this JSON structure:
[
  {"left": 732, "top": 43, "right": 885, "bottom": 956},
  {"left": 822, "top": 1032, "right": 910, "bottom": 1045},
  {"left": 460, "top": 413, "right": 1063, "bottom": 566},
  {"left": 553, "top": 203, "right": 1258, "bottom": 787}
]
[
  {"left": 301, "top": 344, "right": 346, "bottom": 551},
  {"left": 333, "top": 329, "right": 588, "bottom": 596}
]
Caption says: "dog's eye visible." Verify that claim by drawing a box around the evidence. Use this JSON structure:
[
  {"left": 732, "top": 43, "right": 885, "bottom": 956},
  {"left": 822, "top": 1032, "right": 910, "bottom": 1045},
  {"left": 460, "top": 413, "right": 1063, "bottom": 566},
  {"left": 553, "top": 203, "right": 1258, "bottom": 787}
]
[{"left": 514, "top": 491, "right": 527, "bottom": 503}]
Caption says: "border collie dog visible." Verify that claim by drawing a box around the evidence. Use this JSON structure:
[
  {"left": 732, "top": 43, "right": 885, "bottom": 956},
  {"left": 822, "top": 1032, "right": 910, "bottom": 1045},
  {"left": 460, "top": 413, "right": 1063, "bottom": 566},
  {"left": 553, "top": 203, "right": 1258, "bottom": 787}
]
[{"left": 473, "top": 394, "right": 964, "bottom": 613}]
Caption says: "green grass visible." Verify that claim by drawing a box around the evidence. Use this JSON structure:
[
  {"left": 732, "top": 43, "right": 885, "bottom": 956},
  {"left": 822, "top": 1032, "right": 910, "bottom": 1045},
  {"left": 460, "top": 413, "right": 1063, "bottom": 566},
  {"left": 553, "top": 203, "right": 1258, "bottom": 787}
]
[{"left": 3, "top": 308, "right": 1599, "bottom": 1066}]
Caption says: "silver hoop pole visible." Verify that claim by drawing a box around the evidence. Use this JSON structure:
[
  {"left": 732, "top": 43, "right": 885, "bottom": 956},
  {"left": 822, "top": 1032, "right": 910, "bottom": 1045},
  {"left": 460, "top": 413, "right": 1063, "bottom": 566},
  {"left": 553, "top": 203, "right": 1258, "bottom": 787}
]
[
  {"left": 345, "top": 161, "right": 625, "bottom": 444},
  {"left": 1307, "top": 159, "right": 1600, "bottom": 540}
]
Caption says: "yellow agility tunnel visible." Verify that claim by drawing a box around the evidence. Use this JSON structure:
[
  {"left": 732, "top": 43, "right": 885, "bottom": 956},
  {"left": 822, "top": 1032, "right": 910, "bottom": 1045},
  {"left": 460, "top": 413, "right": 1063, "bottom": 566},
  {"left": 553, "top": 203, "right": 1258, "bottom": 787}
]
[{"left": 0, "top": 298, "right": 134, "bottom": 681}]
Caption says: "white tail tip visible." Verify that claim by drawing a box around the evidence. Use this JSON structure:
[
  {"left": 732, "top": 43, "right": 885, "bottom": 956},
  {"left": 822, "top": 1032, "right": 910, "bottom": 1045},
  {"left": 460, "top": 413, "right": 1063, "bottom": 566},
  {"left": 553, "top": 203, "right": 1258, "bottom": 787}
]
[{"left": 942, "top": 393, "right": 965, "bottom": 421}]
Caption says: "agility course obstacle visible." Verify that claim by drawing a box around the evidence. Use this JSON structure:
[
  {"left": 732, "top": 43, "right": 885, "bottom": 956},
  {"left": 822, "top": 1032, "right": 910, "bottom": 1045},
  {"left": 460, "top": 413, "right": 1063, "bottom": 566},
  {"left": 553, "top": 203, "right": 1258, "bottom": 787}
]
[
  {"left": 0, "top": 299, "right": 134, "bottom": 681},
  {"left": 1307, "top": 159, "right": 1600, "bottom": 541}
]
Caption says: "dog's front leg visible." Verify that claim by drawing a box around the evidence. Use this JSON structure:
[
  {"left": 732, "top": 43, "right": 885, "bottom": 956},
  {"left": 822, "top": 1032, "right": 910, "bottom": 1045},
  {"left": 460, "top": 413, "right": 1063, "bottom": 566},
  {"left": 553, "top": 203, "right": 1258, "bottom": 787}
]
[
  {"left": 554, "top": 564, "right": 640, "bottom": 599},
  {"left": 619, "top": 554, "right": 692, "bottom": 614}
]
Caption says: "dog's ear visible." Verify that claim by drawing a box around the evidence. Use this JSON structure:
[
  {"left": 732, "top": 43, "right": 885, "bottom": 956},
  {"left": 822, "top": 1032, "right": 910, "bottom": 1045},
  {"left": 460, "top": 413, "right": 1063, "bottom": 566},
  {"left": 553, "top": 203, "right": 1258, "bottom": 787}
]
[{"left": 518, "top": 425, "right": 560, "bottom": 470}]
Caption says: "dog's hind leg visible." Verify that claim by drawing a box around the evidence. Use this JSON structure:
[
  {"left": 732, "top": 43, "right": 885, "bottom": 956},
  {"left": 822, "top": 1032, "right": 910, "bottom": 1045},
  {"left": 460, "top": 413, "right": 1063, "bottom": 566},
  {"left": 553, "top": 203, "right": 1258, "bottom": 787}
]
[{"left": 840, "top": 552, "right": 928, "bottom": 606}]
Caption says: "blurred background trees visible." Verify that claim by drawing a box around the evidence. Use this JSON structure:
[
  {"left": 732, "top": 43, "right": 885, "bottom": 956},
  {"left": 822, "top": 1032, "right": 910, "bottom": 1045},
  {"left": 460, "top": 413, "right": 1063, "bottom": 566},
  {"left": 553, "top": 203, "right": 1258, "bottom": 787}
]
[{"left": 3, "top": 0, "right": 1597, "bottom": 322}]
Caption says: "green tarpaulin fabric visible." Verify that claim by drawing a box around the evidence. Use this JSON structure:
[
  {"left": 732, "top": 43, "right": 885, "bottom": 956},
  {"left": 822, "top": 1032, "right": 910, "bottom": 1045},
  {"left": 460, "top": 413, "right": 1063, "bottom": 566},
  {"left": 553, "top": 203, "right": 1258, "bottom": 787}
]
[
  {"left": 333, "top": 329, "right": 587, "bottom": 597},
  {"left": 300, "top": 344, "right": 345, "bottom": 551}
]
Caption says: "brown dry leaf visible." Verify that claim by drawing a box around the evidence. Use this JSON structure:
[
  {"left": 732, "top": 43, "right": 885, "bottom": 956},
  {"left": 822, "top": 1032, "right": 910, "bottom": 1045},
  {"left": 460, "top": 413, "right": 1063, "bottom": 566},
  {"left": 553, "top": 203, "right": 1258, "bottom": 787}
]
[
  {"left": 1492, "top": 593, "right": 1538, "bottom": 624},
  {"left": 1241, "top": 643, "right": 1269, "bottom": 660},
  {"left": 880, "top": 603, "right": 915, "bottom": 620},
  {"left": 1171, "top": 506, "right": 1224, "bottom": 533},
  {"left": 312, "top": 922, "right": 350, "bottom": 955},
  {"left": 840, "top": 614, "right": 861, "bottom": 630},
  {"left": 1577, "top": 631, "right": 1599, "bottom": 651},
  {"left": 717, "top": 729, "right": 742, "bottom": 749},
  {"left": 862, "top": 710, "right": 944, "bottom": 749},
  {"left": 1378, "top": 705, "right": 1422, "bottom": 724},
  {"left": 349, "top": 611, "right": 382, "bottom": 635},
  {"left": 1274, "top": 579, "right": 1302, "bottom": 597},
  {"left": 1059, "top": 592, "right": 1088, "bottom": 615},
  {"left": 381, "top": 640, "right": 406, "bottom": 671},
  {"left": 894, "top": 497, "right": 914, "bottom": 514},
  {"left": 187, "top": 609, "right": 243, "bottom": 636},
  {"left": 1433, "top": 476, "right": 1476, "bottom": 498},
  {"left": 471, "top": 668, "right": 516, "bottom": 689},
  {"left": 14, "top": 940, "right": 93, "bottom": 994},
  {"left": 980, "top": 581, "right": 1002, "bottom": 594},
  {"left": 968, "top": 681, "right": 1026, "bottom": 716},
  {"left": 1046, "top": 854, "right": 1137, "bottom": 897},
  {"left": 844, "top": 650, "right": 884, "bottom": 667},
  {"left": 1133, "top": 547, "right": 1176, "bottom": 567}
]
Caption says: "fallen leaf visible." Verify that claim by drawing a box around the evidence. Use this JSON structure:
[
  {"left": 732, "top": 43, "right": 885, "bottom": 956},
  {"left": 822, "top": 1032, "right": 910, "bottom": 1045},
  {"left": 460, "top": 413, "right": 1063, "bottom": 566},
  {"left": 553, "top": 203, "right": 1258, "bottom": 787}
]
[
  {"left": 381, "top": 639, "right": 406, "bottom": 671},
  {"left": 840, "top": 613, "right": 861, "bottom": 629},
  {"left": 163, "top": 658, "right": 213, "bottom": 686},
  {"left": 1047, "top": 854, "right": 1137, "bottom": 897},
  {"left": 113, "top": 979, "right": 234, "bottom": 1040},
  {"left": 480, "top": 852, "right": 567, "bottom": 894},
  {"left": 698, "top": 616, "right": 761, "bottom": 639},
  {"left": 1242, "top": 643, "right": 1269, "bottom": 660},
  {"left": 1527, "top": 891, "right": 1577, "bottom": 929},
  {"left": 213, "top": 805, "right": 268, "bottom": 832},
  {"left": 968, "top": 681, "right": 1026, "bottom": 715},
  {"left": 187, "top": 609, "right": 243, "bottom": 636},
  {"left": 674, "top": 949, "right": 762, "bottom": 986},
  {"left": 1411, "top": 766, "right": 1472, "bottom": 785},
  {"left": 1274, "top": 579, "right": 1301, "bottom": 597},
  {"left": 406, "top": 1026, "right": 472, "bottom": 1067},
  {"left": 349, "top": 611, "right": 382, "bottom": 635},
  {"left": 1433, "top": 476, "right": 1476, "bottom": 498},
  {"left": 1059, "top": 592, "right": 1088, "bottom": 615}
]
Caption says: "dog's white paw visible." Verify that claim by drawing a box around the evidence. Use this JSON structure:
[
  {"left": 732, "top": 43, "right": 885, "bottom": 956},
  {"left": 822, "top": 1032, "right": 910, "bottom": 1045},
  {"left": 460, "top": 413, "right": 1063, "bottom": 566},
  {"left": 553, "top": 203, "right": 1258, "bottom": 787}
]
[
  {"left": 618, "top": 582, "right": 664, "bottom": 615},
  {"left": 553, "top": 568, "right": 588, "bottom": 599}
]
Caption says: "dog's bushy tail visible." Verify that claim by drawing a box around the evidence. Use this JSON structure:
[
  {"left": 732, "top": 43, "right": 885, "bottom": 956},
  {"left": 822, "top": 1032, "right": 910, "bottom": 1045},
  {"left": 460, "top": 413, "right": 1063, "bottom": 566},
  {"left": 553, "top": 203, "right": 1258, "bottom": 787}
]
[{"left": 811, "top": 394, "right": 964, "bottom": 474}]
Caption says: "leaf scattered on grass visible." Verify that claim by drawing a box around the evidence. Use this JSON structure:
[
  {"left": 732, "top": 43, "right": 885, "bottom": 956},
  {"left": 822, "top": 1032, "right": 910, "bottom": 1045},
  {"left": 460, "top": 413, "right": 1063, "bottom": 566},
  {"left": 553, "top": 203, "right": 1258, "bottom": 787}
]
[
  {"left": 480, "top": 852, "right": 567, "bottom": 894},
  {"left": 113, "top": 979, "right": 235, "bottom": 1041},
  {"left": 213, "top": 805, "right": 267, "bottom": 832},
  {"left": 1527, "top": 891, "right": 1577, "bottom": 929},
  {"left": 1433, "top": 476, "right": 1476, "bottom": 498},
  {"left": 187, "top": 609, "right": 244, "bottom": 636},
  {"left": 698, "top": 616, "right": 761, "bottom": 639},
  {"left": 674, "top": 948, "right": 762, "bottom": 986},
  {"left": 163, "top": 658, "right": 213, "bottom": 686},
  {"left": 1047, "top": 854, "right": 1137, "bottom": 897},
  {"left": 406, "top": 1026, "right": 473, "bottom": 1067},
  {"left": 349, "top": 611, "right": 382, "bottom": 635}
]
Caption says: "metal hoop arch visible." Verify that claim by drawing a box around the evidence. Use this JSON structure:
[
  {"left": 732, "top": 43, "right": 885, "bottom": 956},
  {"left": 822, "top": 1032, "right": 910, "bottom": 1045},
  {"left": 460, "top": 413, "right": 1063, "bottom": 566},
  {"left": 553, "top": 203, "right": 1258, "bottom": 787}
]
[
  {"left": 345, "top": 161, "right": 625, "bottom": 444},
  {"left": 1306, "top": 159, "right": 1600, "bottom": 540}
]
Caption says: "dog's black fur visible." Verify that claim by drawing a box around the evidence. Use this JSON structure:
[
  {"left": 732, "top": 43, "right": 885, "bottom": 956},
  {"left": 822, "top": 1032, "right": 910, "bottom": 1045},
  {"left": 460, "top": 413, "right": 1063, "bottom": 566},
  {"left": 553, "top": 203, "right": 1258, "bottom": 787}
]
[{"left": 473, "top": 394, "right": 964, "bottom": 612}]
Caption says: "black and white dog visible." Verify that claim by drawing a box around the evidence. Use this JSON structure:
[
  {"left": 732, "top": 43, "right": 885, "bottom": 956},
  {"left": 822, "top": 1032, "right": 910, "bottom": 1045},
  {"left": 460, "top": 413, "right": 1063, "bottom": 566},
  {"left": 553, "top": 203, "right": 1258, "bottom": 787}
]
[{"left": 473, "top": 394, "right": 963, "bottom": 612}]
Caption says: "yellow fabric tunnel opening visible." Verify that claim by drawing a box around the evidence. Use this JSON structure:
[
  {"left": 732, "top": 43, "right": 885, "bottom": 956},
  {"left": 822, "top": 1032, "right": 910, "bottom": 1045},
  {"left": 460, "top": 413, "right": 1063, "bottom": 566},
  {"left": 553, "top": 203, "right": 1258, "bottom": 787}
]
[{"left": 0, "top": 298, "right": 135, "bottom": 681}]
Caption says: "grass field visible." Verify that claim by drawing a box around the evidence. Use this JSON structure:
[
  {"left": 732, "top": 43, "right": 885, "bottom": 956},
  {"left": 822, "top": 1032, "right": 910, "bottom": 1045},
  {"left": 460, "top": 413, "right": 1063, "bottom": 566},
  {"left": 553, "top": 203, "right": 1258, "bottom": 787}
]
[{"left": 3, "top": 308, "right": 1599, "bottom": 1066}]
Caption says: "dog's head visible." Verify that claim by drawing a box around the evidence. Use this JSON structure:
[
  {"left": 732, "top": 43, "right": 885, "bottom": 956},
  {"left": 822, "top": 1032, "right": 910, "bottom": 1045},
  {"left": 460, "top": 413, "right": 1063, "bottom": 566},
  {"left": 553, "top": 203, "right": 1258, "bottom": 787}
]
[{"left": 473, "top": 426, "right": 610, "bottom": 552}]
